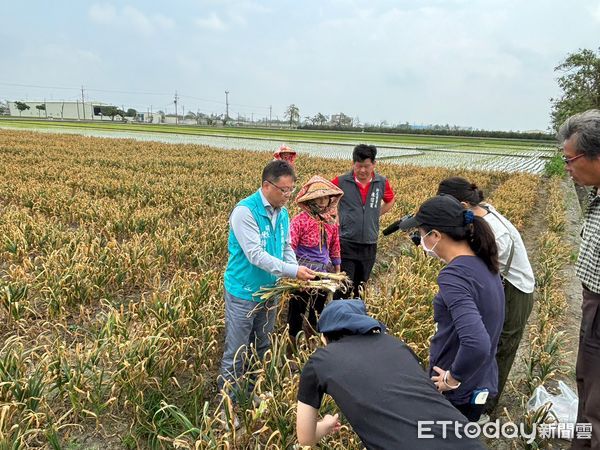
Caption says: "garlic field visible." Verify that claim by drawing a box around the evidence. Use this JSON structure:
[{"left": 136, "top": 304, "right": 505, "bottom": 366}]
[{"left": 0, "top": 129, "right": 547, "bottom": 449}]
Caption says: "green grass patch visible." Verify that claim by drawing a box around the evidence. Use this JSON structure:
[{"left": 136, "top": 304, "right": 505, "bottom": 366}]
[{"left": 544, "top": 154, "right": 567, "bottom": 177}]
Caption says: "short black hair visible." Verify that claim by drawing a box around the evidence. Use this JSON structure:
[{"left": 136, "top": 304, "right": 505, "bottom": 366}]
[
  {"left": 262, "top": 160, "right": 297, "bottom": 183},
  {"left": 353, "top": 144, "right": 377, "bottom": 163}
]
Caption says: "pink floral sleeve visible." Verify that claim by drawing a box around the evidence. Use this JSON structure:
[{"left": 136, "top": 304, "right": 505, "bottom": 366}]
[
  {"left": 290, "top": 214, "right": 301, "bottom": 251},
  {"left": 328, "top": 223, "right": 341, "bottom": 265}
]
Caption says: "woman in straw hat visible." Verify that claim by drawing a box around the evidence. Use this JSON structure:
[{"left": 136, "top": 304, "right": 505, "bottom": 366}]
[
  {"left": 288, "top": 175, "right": 343, "bottom": 343},
  {"left": 273, "top": 144, "right": 298, "bottom": 166}
]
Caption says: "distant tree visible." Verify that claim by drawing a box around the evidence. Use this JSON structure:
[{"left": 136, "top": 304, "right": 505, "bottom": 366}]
[
  {"left": 0, "top": 102, "right": 8, "bottom": 115},
  {"left": 100, "top": 106, "right": 119, "bottom": 121},
  {"left": 15, "top": 101, "right": 30, "bottom": 116},
  {"left": 551, "top": 47, "right": 600, "bottom": 130},
  {"left": 314, "top": 112, "right": 328, "bottom": 126},
  {"left": 333, "top": 112, "right": 353, "bottom": 127},
  {"left": 285, "top": 104, "right": 300, "bottom": 127},
  {"left": 116, "top": 109, "right": 126, "bottom": 121},
  {"left": 126, "top": 108, "right": 137, "bottom": 117},
  {"left": 35, "top": 104, "right": 46, "bottom": 117},
  {"left": 195, "top": 112, "right": 208, "bottom": 124}
]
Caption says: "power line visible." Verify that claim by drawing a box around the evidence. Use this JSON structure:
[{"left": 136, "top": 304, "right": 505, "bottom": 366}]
[
  {"left": 0, "top": 81, "right": 80, "bottom": 91},
  {"left": 0, "top": 80, "right": 274, "bottom": 120},
  {"left": 0, "top": 82, "right": 271, "bottom": 111},
  {"left": 81, "top": 85, "right": 86, "bottom": 120},
  {"left": 178, "top": 92, "right": 270, "bottom": 110},
  {"left": 174, "top": 91, "right": 179, "bottom": 125},
  {"left": 0, "top": 81, "right": 173, "bottom": 97}
]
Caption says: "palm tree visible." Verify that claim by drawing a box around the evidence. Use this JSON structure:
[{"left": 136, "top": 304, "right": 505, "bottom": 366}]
[{"left": 285, "top": 104, "right": 300, "bottom": 128}]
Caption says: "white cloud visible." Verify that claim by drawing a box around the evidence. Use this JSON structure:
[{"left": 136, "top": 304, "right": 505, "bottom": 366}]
[
  {"left": 76, "top": 49, "right": 102, "bottom": 64},
  {"left": 88, "top": 3, "right": 117, "bottom": 24},
  {"left": 123, "top": 6, "right": 154, "bottom": 34},
  {"left": 592, "top": 1, "right": 600, "bottom": 22},
  {"left": 194, "top": 13, "right": 227, "bottom": 31},
  {"left": 153, "top": 14, "right": 175, "bottom": 30},
  {"left": 88, "top": 4, "right": 175, "bottom": 35}
]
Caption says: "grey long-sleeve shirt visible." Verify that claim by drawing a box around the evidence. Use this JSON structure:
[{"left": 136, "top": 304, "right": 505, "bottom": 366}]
[{"left": 229, "top": 189, "right": 299, "bottom": 278}]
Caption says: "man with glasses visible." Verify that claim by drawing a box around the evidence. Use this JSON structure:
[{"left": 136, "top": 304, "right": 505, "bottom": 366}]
[
  {"left": 557, "top": 109, "right": 600, "bottom": 450},
  {"left": 218, "top": 159, "right": 316, "bottom": 428}
]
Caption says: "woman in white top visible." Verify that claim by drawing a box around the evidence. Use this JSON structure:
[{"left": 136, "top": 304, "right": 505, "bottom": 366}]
[{"left": 437, "top": 177, "right": 535, "bottom": 415}]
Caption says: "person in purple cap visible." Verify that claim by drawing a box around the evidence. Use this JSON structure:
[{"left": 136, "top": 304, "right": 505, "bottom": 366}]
[
  {"left": 296, "top": 299, "right": 485, "bottom": 449},
  {"left": 398, "top": 195, "right": 505, "bottom": 422}
]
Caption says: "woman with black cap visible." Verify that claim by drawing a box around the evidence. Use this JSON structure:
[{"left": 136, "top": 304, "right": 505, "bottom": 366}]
[
  {"left": 399, "top": 194, "right": 505, "bottom": 422},
  {"left": 437, "top": 176, "right": 535, "bottom": 416}
]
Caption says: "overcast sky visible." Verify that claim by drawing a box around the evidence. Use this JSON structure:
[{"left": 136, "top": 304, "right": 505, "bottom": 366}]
[{"left": 1, "top": 0, "right": 599, "bottom": 131}]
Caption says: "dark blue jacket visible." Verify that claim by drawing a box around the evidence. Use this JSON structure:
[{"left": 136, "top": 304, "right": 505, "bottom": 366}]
[{"left": 429, "top": 255, "right": 505, "bottom": 405}]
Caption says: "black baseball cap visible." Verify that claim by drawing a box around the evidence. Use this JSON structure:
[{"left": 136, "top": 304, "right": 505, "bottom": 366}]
[{"left": 398, "top": 195, "right": 467, "bottom": 231}]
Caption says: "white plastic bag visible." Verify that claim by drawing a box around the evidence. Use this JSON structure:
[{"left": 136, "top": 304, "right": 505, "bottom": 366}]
[{"left": 527, "top": 381, "right": 578, "bottom": 423}]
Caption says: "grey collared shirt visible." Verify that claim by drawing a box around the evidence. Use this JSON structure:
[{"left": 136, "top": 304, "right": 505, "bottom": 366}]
[{"left": 229, "top": 189, "right": 298, "bottom": 278}]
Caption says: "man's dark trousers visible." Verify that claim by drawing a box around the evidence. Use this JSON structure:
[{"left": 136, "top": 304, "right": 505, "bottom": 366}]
[
  {"left": 571, "top": 285, "right": 600, "bottom": 450},
  {"left": 337, "top": 239, "right": 376, "bottom": 299}
]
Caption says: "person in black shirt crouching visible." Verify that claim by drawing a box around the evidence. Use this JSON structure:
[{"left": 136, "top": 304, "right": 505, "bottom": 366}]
[{"left": 296, "top": 299, "right": 485, "bottom": 449}]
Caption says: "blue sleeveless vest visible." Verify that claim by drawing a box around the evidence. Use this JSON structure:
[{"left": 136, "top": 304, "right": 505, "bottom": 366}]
[{"left": 224, "top": 191, "right": 290, "bottom": 301}]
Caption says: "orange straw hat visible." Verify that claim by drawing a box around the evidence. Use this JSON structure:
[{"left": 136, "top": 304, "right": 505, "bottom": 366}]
[
  {"left": 273, "top": 144, "right": 297, "bottom": 165},
  {"left": 295, "top": 176, "right": 343, "bottom": 223}
]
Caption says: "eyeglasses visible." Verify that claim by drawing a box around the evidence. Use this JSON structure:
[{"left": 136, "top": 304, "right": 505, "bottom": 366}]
[
  {"left": 266, "top": 180, "right": 296, "bottom": 195},
  {"left": 562, "top": 153, "right": 585, "bottom": 165}
]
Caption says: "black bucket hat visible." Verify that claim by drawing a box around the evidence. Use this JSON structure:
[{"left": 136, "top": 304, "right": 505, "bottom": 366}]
[{"left": 317, "top": 299, "right": 386, "bottom": 335}]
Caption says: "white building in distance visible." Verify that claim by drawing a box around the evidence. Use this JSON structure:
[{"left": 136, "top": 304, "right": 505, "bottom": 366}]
[{"left": 7, "top": 100, "right": 116, "bottom": 120}]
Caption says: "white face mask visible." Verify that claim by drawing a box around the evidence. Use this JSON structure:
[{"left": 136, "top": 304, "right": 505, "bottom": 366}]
[{"left": 421, "top": 230, "right": 442, "bottom": 260}]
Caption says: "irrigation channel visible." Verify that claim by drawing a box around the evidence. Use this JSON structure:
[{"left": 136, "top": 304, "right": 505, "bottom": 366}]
[{"left": 1, "top": 125, "right": 556, "bottom": 174}]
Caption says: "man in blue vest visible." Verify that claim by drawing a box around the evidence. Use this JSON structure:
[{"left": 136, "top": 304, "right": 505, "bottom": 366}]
[
  {"left": 332, "top": 144, "right": 395, "bottom": 298},
  {"left": 219, "top": 160, "right": 316, "bottom": 413}
]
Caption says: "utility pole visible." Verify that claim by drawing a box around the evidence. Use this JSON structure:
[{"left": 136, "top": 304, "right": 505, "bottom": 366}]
[
  {"left": 81, "top": 86, "right": 86, "bottom": 120},
  {"left": 174, "top": 91, "right": 179, "bottom": 125},
  {"left": 269, "top": 105, "right": 272, "bottom": 127},
  {"left": 225, "top": 91, "right": 229, "bottom": 120}
]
